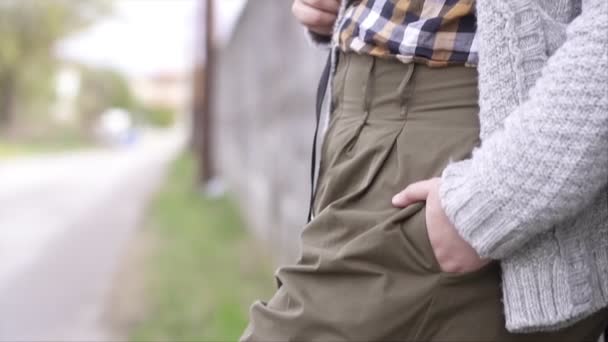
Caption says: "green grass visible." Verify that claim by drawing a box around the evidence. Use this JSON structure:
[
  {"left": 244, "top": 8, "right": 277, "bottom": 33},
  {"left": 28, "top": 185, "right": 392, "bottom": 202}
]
[
  {"left": 0, "top": 141, "right": 84, "bottom": 158},
  {"left": 0, "top": 143, "right": 33, "bottom": 158},
  {"left": 0, "top": 130, "right": 92, "bottom": 158},
  {"left": 130, "top": 153, "right": 275, "bottom": 342}
]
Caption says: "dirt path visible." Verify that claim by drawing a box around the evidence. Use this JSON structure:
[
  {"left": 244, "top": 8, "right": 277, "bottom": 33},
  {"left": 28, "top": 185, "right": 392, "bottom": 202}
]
[{"left": 0, "top": 130, "right": 183, "bottom": 341}]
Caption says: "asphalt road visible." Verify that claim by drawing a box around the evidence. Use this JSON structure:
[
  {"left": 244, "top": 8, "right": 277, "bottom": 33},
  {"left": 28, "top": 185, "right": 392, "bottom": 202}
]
[{"left": 0, "top": 130, "right": 183, "bottom": 341}]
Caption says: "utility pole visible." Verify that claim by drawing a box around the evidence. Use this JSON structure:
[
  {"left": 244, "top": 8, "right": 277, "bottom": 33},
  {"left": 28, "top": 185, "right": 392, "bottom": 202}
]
[{"left": 191, "top": 0, "right": 215, "bottom": 185}]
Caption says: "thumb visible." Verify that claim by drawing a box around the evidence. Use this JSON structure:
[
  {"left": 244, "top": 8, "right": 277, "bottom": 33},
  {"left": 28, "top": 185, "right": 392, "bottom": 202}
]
[{"left": 392, "top": 179, "right": 433, "bottom": 208}]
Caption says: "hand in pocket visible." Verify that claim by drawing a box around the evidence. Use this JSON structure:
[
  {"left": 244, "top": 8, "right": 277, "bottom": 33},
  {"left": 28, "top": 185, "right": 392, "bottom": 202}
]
[{"left": 392, "top": 178, "right": 491, "bottom": 273}]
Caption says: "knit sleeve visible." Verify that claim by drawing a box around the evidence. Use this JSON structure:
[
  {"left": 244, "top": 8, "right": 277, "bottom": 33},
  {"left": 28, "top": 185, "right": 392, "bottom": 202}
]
[{"left": 439, "top": 2, "right": 608, "bottom": 260}]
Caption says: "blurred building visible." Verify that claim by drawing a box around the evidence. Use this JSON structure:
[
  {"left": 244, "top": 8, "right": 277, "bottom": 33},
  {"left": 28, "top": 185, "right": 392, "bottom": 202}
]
[
  {"left": 208, "top": 0, "right": 326, "bottom": 263},
  {"left": 131, "top": 72, "right": 191, "bottom": 115}
]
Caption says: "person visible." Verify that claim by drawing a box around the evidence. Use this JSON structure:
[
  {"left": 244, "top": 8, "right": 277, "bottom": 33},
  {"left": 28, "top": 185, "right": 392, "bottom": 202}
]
[{"left": 241, "top": 0, "right": 608, "bottom": 340}]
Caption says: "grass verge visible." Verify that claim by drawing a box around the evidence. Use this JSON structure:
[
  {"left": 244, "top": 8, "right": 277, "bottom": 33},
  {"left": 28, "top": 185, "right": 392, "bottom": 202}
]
[
  {"left": 130, "top": 153, "right": 275, "bottom": 341},
  {"left": 0, "top": 130, "right": 91, "bottom": 158}
]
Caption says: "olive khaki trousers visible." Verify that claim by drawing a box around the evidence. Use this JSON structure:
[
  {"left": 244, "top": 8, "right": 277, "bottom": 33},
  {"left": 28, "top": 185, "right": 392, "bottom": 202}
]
[{"left": 241, "top": 52, "right": 608, "bottom": 341}]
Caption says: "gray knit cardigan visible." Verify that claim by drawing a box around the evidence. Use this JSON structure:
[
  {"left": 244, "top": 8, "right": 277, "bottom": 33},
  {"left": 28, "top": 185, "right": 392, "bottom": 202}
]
[{"left": 309, "top": 0, "right": 608, "bottom": 333}]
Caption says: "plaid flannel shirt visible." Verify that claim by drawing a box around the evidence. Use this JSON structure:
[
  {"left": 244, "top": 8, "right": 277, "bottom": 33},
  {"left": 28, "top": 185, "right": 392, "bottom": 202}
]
[{"left": 338, "top": 0, "right": 478, "bottom": 67}]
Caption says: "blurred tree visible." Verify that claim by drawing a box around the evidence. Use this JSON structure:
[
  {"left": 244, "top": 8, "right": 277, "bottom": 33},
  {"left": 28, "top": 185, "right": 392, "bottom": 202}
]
[
  {"left": 0, "top": 0, "right": 112, "bottom": 131},
  {"left": 77, "top": 67, "right": 136, "bottom": 127},
  {"left": 138, "top": 104, "right": 176, "bottom": 128}
]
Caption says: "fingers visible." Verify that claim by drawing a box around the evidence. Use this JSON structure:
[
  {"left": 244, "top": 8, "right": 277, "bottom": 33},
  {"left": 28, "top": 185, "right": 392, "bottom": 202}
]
[
  {"left": 392, "top": 179, "right": 435, "bottom": 207},
  {"left": 301, "top": 0, "right": 340, "bottom": 14},
  {"left": 308, "top": 25, "right": 334, "bottom": 35},
  {"left": 292, "top": 0, "right": 338, "bottom": 31}
]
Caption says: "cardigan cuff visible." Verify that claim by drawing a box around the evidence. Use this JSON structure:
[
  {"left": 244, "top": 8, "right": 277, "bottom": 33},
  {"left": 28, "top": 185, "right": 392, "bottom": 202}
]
[{"left": 439, "top": 159, "right": 528, "bottom": 259}]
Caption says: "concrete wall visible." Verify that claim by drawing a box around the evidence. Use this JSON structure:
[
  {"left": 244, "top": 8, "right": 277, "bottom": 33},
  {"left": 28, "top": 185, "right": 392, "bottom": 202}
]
[{"left": 213, "top": 0, "right": 326, "bottom": 263}]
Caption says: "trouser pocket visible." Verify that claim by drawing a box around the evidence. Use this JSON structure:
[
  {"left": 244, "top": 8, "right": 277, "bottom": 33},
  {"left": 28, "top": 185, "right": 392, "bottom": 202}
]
[
  {"left": 246, "top": 205, "right": 441, "bottom": 341},
  {"left": 408, "top": 203, "right": 499, "bottom": 280}
]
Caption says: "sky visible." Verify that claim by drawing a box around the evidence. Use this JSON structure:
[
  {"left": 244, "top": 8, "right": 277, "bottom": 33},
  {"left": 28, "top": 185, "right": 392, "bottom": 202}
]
[{"left": 57, "top": 0, "right": 247, "bottom": 77}]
